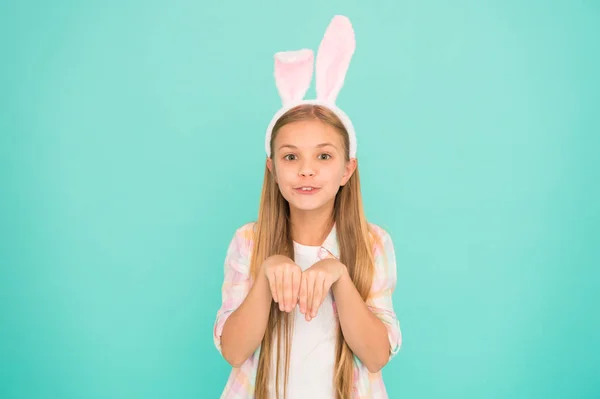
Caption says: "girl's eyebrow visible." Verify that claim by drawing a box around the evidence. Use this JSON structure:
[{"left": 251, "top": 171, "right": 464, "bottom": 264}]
[{"left": 278, "top": 143, "right": 337, "bottom": 151}]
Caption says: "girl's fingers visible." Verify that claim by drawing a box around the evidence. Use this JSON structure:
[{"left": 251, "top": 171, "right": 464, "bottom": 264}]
[
  {"left": 283, "top": 267, "right": 293, "bottom": 312},
  {"left": 317, "top": 277, "right": 332, "bottom": 310},
  {"left": 311, "top": 274, "right": 324, "bottom": 318},
  {"left": 275, "top": 268, "right": 283, "bottom": 311},
  {"left": 299, "top": 274, "right": 308, "bottom": 314},
  {"left": 268, "top": 272, "right": 278, "bottom": 303},
  {"left": 320, "top": 277, "right": 332, "bottom": 309},
  {"left": 305, "top": 273, "right": 316, "bottom": 321},
  {"left": 291, "top": 268, "right": 301, "bottom": 310}
]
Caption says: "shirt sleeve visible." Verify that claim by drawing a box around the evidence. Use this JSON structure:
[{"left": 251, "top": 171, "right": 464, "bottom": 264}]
[
  {"left": 213, "top": 226, "right": 252, "bottom": 354},
  {"left": 367, "top": 226, "right": 402, "bottom": 359}
]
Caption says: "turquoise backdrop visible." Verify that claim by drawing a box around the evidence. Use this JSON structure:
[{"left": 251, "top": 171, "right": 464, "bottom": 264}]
[{"left": 1, "top": 1, "right": 598, "bottom": 398}]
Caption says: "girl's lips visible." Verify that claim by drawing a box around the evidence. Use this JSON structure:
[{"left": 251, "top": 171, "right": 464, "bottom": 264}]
[{"left": 293, "top": 187, "right": 321, "bottom": 195}]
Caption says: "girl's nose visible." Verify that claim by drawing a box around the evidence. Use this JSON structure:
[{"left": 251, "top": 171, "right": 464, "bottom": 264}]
[{"left": 299, "top": 161, "right": 316, "bottom": 177}]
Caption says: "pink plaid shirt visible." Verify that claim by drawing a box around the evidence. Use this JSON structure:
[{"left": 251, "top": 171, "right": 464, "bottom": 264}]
[{"left": 213, "top": 222, "right": 402, "bottom": 398}]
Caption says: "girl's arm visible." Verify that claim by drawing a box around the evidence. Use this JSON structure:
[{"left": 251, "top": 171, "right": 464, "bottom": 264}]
[
  {"left": 220, "top": 271, "right": 272, "bottom": 367},
  {"left": 330, "top": 227, "right": 402, "bottom": 373},
  {"left": 331, "top": 269, "right": 391, "bottom": 373},
  {"left": 215, "top": 227, "right": 301, "bottom": 368},
  {"left": 213, "top": 226, "right": 273, "bottom": 368}
]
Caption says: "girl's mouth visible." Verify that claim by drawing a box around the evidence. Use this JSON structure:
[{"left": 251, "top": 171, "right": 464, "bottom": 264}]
[{"left": 293, "top": 186, "right": 321, "bottom": 195}]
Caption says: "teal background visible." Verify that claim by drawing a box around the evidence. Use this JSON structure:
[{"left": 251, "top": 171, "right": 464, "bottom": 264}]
[{"left": 1, "top": 0, "right": 599, "bottom": 398}]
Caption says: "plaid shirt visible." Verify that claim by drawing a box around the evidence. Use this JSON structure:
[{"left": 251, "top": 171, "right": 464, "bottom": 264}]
[{"left": 213, "top": 222, "right": 402, "bottom": 398}]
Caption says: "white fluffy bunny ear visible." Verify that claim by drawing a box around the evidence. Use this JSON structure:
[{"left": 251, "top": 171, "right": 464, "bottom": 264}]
[
  {"left": 315, "top": 15, "right": 356, "bottom": 103},
  {"left": 274, "top": 49, "right": 314, "bottom": 106}
]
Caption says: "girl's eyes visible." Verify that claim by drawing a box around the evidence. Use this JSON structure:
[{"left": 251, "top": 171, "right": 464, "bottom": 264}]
[{"left": 283, "top": 153, "right": 332, "bottom": 161}]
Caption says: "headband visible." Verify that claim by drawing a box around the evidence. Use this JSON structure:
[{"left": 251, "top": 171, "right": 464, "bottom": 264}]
[{"left": 265, "top": 15, "right": 358, "bottom": 158}]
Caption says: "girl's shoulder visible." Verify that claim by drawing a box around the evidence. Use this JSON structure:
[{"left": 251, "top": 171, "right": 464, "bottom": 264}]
[
  {"left": 367, "top": 222, "right": 390, "bottom": 238},
  {"left": 367, "top": 222, "right": 393, "bottom": 245},
  {"left": 228, "top": 221, "right": 258, "bottom": 255},
  {"left": 233, "top": 221, "right": 257, "bottom": 239},
  {"left": 366, "top": 222, "right": 397, "bottom": 261}
]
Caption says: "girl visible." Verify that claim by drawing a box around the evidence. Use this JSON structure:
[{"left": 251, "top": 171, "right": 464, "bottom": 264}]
[{"left": 213, "top": 15, "right": 401, "bottom": 399}]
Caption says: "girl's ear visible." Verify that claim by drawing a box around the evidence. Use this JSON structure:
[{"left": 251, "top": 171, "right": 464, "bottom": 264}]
[
  {"left": 266, "top": 157, "right": 277, "bottom": 183},
  {"left": 340, "top": 158, "right": 357, "bottom": 186},
  {"left": 266, "top": 157, "right": 272, "bottom": 172}
]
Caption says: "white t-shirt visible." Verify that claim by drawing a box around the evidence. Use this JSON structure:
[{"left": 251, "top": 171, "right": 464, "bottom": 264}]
[{"left": 268, "top": 241, "right": 338, "bottom": 399}]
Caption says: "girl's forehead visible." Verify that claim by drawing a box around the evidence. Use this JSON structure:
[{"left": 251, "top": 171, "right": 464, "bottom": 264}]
[{"left": 276, "top": 120, "right": 341, "bottom": 143}]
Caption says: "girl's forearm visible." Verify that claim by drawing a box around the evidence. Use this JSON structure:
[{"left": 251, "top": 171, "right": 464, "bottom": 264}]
[
  {"left": 332, "top": 269, "right": 390, "bottom": 373},
  {"left": 220, "top": 273, "right": 272, "bottom": 367}
]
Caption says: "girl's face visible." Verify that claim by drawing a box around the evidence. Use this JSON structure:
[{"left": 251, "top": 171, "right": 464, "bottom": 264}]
[{"left": 267, "top": 119, "right": 356, "bottom": 215}]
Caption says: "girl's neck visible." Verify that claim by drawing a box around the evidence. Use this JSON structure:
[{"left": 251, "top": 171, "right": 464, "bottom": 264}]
[{"left": 289, "top": 206, "right": 335, "bottom": 246}]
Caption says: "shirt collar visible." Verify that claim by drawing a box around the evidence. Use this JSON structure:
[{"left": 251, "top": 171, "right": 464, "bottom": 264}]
[{"left": 321, "top": 223, "right": 340, "bottom": 259}]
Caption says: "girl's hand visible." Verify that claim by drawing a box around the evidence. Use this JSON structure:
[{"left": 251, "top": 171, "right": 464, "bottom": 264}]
[
  {"left": 261, "top": 255, "right": 302, "bottom": 312},
  {"left": 299, "top": 259, "right": 347, "bottom": 321}
]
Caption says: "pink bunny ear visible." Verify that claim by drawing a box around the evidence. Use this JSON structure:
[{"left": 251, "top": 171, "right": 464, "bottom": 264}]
[
  {"left": 315, "top": 15, "right": 356, "bottom": 103},
  {"left": 274, "top": 49, "right": 314, "bottom": 106}
]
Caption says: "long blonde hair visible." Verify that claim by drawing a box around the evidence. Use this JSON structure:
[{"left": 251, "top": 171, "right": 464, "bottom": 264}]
[{"left": 251, "top": 104, "right": 377, "bottom": 399}]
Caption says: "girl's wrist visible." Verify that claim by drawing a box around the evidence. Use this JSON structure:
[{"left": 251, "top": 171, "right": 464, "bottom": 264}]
[{"left": 333, "top": 261, "right": 349, "bottom": 286}]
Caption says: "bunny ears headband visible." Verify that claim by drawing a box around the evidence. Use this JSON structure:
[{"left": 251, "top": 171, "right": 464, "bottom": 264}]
[{"left": 265, "top": 15, "right": 358, "bottom": 158}]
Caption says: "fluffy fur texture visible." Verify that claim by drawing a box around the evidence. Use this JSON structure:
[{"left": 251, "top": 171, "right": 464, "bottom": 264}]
[{"left": 265, "top": 15, "right": 358, "bottom": 159}]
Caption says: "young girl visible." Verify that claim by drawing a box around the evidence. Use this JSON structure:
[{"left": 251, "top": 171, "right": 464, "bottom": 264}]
[{"left": 213, "top": 15, "right": 401, "bottom": 399}]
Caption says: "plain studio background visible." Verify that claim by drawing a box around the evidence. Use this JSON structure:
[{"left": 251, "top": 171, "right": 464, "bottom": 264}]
[{"left": 1, "top": 1, "right": 598, "bottom": 398}]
